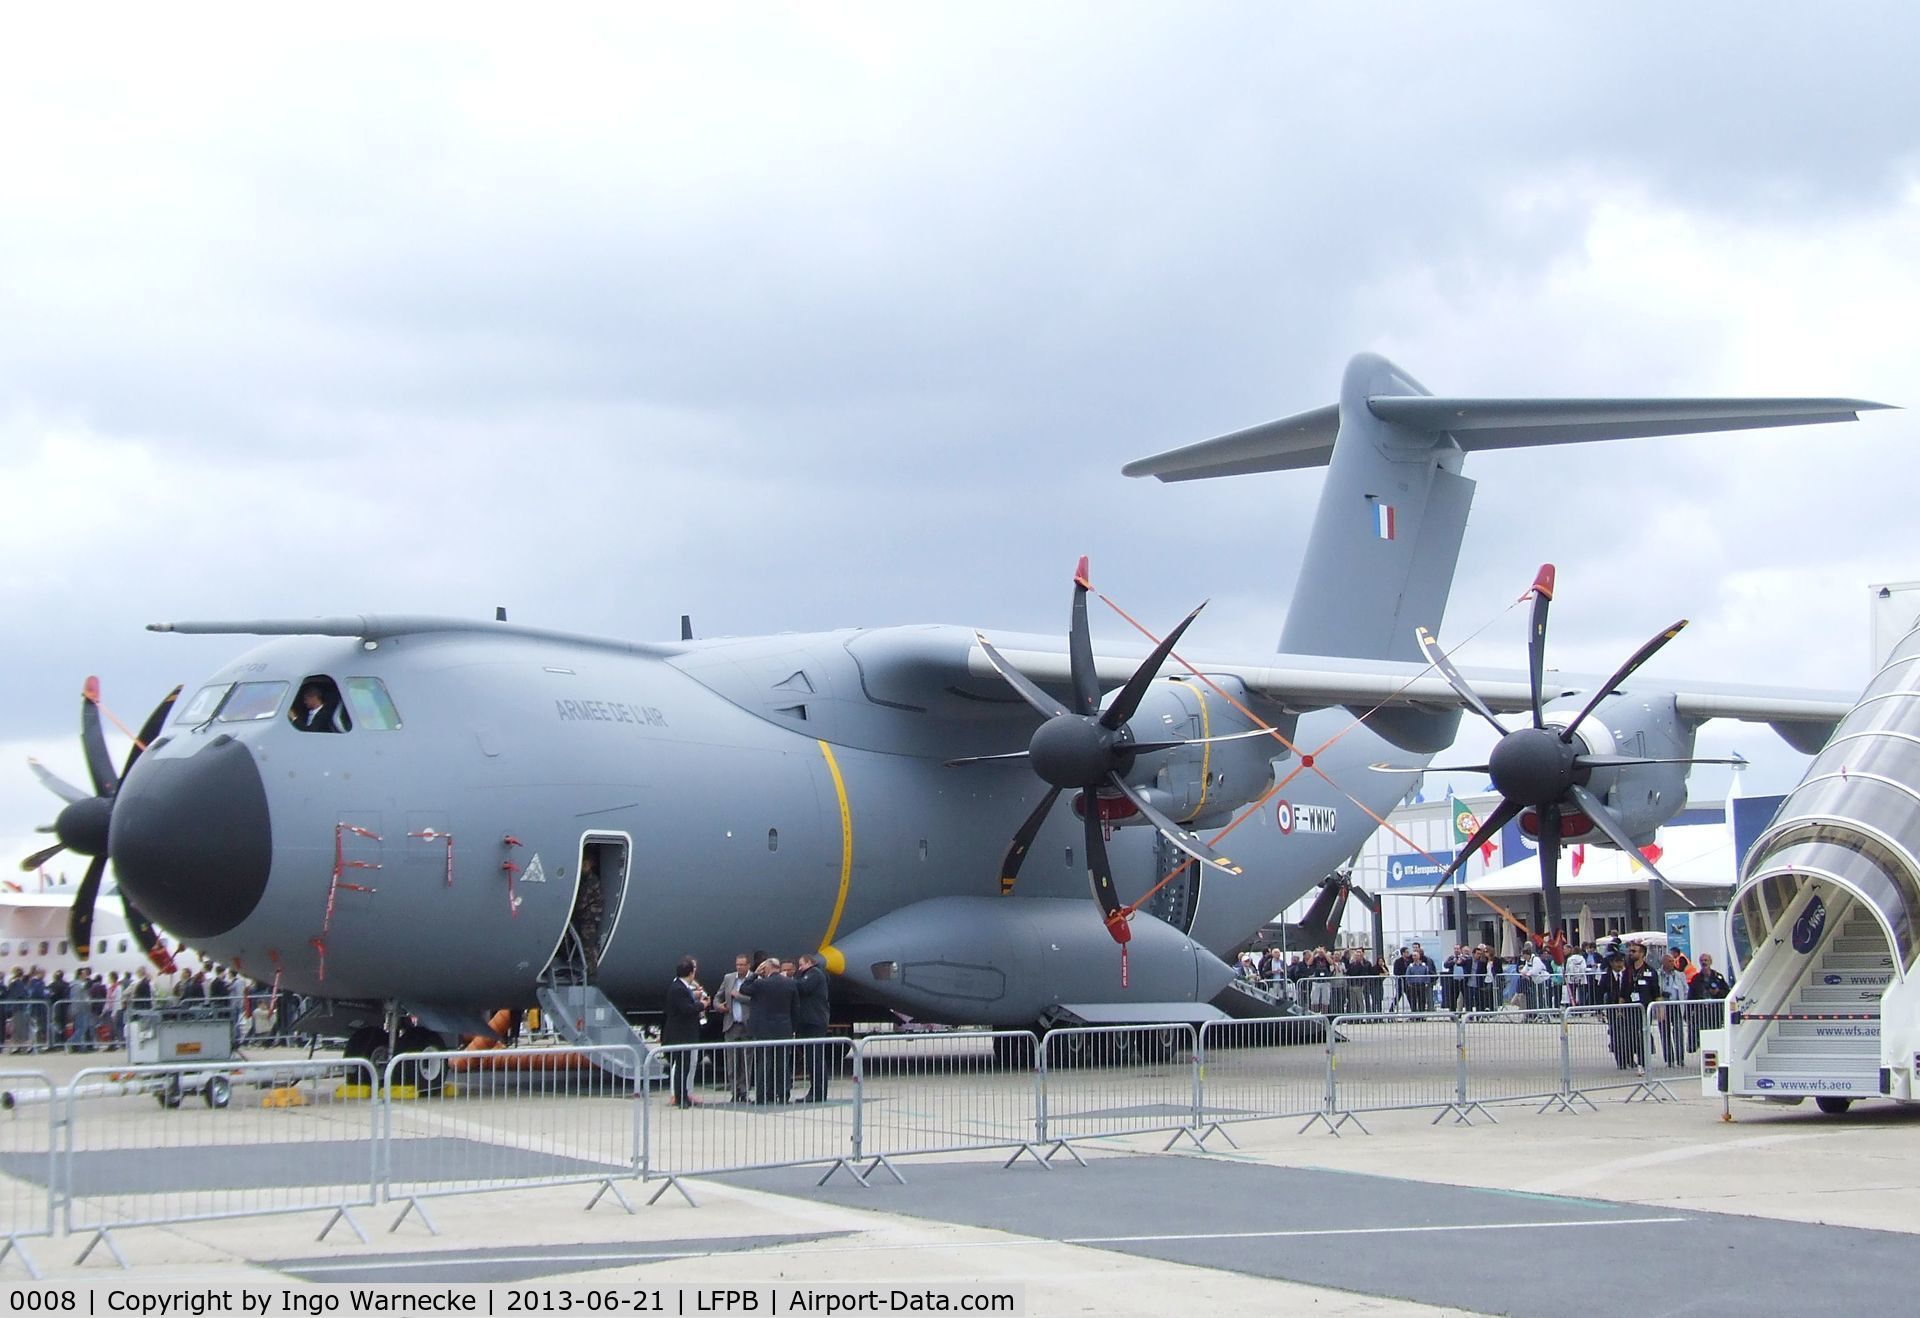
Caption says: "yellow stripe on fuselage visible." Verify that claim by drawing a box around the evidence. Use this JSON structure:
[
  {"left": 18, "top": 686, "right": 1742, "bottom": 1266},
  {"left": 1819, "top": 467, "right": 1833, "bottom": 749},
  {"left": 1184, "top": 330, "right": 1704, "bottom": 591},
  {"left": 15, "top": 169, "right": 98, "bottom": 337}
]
[
  {"left": 1191, "top": 682, "right": 1212, "bottom": 822},
  {"left": 816, "top": 739, "right": 854, "bottom": 974}
]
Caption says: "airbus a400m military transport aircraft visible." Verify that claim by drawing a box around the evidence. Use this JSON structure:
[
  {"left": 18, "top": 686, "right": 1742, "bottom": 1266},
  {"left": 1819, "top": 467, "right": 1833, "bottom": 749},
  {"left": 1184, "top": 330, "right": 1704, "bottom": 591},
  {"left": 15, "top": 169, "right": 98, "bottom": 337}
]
[{"left": 31, "top": 353, "right": 1885, "bottom": 1063}]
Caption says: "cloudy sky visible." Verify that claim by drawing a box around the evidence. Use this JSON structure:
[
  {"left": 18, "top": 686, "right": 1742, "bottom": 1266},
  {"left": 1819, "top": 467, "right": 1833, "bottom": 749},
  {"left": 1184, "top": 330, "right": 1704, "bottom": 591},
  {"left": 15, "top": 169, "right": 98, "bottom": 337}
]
[{"left": 4, "top": 4, "right": 1916, "bottom": 876}]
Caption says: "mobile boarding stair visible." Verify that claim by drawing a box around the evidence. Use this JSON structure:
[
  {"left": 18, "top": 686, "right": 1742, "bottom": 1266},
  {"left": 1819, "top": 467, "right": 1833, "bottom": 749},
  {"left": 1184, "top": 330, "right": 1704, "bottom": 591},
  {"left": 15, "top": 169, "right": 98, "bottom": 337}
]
[
  {"left": 1704, "top": 618, "right": 1920, "bottom": 1112},
  {"left": 537, "top": 933, "right": 667, "bottom": 1086}
]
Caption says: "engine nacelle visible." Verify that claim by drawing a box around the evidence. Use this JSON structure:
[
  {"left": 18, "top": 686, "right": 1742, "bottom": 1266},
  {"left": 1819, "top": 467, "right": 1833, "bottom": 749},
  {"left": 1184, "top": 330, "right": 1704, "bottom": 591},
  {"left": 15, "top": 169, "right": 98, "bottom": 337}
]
[
  {"left": 1537, "top": 692, "right": 1694, "bottom": 847},
  {"left": 1110, "top": 676, "right": 1289, "bottom": 828}
]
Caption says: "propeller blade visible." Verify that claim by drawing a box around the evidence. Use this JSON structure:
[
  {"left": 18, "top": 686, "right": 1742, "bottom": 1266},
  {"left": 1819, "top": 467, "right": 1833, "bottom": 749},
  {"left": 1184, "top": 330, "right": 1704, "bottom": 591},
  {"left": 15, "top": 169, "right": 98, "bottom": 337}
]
[
  {"left": 1415, "top": 627, "right": 1510, "bottom": 736},
  {"left": 80, "top": 676, "right": 117, "bottom": 797},
  {"left": 1107, "top": 773, "right": 1242, "bottom": 875},
  {"left": 1099, "top": 600, "right": 1206, "bottom": 731},
  {"left": 1083, "top": 805, "right": 1121, "bottom": 920},
  {"left": 1126, "top": 728, "right": 1279, "bottom": 755},
  {"left": 1068, "top": 557, "right": 1100, "bottom": 717},
  {"left": 1427, "top": 797, "right": 1523, "bottom": 896},
  {"left": 27, "top": 758, "right": 89, "bottom": 805},
  {"left": 1566, "top": 783, "right": 1697, "bottom": 909},
  {"left": 1559, "top": 620, "right": 1689, "bottom": 743},
  {"left": 20, "top": 842, "right": 66, "bottom": 873},
  {"left": 69, "top": 853, "right": 107, "bottom": 960},
  {"left": 119, "top": 887, "right": 167, "bottom": 964},
  {"left": 1527, "top": 564, "right": 1555, "bottom": 729},
  {"left": 1369, "top": 762, "right": 1490, "bottom": 774},
  {"left": 998, "top": 786, "right": 1062, "bottom": 895},
  {"left": 121, "top": 684, "right": 182, "bottom": 781},
  {"left": 946, "top": 751, "right": 1033, "bottom": 767},
  {"left": 1538, "top": 802, "right": 1564, "bottom": 934},
  {"left": 974, "top": 634, "right": 1068, "bottom": 720},
  {"left": 1573, "top": 754, "right": 1749, "bottom": 769}
]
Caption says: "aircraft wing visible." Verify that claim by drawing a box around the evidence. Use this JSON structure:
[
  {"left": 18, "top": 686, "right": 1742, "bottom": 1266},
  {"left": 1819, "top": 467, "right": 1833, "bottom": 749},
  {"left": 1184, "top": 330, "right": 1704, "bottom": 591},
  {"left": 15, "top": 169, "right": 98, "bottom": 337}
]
[{"left": 958, "top": 637, "right": 1854, "bottom": 752}]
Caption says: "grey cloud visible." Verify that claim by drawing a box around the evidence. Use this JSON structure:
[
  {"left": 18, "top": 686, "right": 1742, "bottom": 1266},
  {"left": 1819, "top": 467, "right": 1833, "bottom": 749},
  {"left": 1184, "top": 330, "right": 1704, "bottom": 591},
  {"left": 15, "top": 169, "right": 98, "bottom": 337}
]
[{"left": 3, "top": 5, "right": 1919, "bottom": 867}]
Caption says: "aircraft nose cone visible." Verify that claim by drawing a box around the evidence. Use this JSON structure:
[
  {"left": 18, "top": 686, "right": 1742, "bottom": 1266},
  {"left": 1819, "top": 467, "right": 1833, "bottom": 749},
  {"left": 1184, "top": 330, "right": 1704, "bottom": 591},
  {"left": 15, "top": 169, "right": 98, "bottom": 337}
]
[{"left": 109, "top": 736, "right": 273, "bottom": 940}]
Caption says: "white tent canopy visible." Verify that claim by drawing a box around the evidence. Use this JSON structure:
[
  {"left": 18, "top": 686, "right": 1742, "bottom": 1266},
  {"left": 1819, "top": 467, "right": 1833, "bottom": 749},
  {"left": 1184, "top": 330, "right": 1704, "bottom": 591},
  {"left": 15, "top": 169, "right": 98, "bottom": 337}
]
[{"left": 1455, "top": 823, "right": 1735, "bottom": 896}]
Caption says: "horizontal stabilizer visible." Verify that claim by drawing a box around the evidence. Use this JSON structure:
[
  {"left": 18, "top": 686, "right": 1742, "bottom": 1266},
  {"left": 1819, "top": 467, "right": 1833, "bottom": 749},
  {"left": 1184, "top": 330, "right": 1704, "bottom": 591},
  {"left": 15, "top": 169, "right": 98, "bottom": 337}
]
[
  {"left": 1120, "top": 403, "right": 1339, "bottom": 482},
  {"left": 1371, "top": 395, "right": 1891, "bottom": 451},
  {"left": 1125, "top": 393, "right": 1890, "bottom": 482}
]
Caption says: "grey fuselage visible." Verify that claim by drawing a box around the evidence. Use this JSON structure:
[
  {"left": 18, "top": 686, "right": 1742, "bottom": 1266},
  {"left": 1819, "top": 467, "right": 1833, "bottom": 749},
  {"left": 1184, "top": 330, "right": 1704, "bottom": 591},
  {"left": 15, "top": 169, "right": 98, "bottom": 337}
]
[{"left": 107, "top": 621, "right": 1406, "bottom": 1025}]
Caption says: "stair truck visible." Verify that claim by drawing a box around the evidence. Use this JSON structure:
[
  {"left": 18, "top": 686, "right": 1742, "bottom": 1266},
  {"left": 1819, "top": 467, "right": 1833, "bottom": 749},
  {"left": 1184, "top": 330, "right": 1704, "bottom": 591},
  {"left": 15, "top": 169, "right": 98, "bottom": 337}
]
[{"left": 1705, "top": 615, "right": 1920, "bottom": 1113}]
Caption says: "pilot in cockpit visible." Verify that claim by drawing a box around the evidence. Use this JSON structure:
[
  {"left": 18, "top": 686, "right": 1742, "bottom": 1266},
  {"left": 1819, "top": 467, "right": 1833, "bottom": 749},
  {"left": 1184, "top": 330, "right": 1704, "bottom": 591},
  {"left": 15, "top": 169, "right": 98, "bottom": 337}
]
[{"left": 291, "top": 681, "right": 347, "bottom": 733}]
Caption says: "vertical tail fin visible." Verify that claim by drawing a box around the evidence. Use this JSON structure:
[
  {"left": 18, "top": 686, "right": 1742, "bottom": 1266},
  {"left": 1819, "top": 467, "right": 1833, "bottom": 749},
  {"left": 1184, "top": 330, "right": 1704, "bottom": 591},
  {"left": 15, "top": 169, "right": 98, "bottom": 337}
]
[
  {"left": 1121, "top": 351, "right": 1472, "bottom": 663},
  {"left": 1121, "top": 351, "right": 1881, "bottom": 664},
  {"left": 1278, "top": 353, "right": 1470, "bottom": 662}
]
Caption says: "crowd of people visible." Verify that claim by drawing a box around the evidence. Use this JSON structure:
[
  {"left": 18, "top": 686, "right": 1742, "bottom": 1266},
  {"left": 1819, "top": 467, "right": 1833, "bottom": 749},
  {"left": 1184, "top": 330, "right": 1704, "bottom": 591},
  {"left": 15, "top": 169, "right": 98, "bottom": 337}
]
[
  {"left": 660, "top": 951, "right": 833, "bottom": 1108},
  {"left": 1240, "top": 933, "right": 1732, "bottom": 1065},
  {"left": 0, "top": 963, "right": 304, "bottom": 1052}
]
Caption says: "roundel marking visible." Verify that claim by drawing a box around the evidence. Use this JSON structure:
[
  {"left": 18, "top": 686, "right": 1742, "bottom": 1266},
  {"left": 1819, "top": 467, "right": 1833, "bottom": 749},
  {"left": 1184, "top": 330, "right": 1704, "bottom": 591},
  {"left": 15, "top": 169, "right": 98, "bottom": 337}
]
[{"left": 1276, "top": 800, "right": 1294, "bottom": 834}]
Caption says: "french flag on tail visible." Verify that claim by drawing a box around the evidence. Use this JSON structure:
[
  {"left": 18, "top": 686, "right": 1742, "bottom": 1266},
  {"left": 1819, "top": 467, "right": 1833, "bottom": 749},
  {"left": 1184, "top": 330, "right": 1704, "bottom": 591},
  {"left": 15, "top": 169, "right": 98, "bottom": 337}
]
[{"left": 1374, "top": 502, "right": 1396, "bottom": 541}]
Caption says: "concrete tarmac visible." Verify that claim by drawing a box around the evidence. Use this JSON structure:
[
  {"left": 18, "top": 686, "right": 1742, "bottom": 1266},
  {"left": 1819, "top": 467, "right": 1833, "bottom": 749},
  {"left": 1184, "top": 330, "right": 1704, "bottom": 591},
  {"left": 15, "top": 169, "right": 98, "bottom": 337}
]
[{"left": 3, "top": 1049, "right": 1918, "bottom": 1316}]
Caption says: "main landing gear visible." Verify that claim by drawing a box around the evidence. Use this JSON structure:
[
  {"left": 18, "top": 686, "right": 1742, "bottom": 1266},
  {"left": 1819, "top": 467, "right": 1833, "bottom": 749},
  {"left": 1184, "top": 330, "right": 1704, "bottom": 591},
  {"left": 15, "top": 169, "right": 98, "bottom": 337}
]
[{"left": 342, "top": 1021, "right": 449, "bottom": 1095}]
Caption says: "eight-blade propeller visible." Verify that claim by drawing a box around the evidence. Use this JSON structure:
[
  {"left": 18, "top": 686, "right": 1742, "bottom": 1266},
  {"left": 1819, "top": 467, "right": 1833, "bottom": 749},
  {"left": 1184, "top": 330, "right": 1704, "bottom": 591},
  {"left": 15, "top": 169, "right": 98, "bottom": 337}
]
[
  {"left": 21, "top": 677, "right": 181, "bottom": 969},
  {"left": 956, "top": 559, "right": 1246, "bottom": 943},
  {"left": 1417, "top": 567, "right": 1740, "bottom": 930}
]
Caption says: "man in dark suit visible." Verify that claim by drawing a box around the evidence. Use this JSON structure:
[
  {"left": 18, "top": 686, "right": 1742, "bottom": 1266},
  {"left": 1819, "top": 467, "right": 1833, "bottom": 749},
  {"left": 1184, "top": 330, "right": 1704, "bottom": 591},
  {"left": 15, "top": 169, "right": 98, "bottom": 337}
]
[
  {"left": 792, "top": 953, "right": 832, "bottom": 1102},
  {"left": 661, "top": 956, "right": 708, "bottom": 1107},
  {"left": 1595, "top": 951, "right": 1634, "bottom": 1068},
  {"left": 735, "top": 959, "right": 796, "bottom": 1103}
]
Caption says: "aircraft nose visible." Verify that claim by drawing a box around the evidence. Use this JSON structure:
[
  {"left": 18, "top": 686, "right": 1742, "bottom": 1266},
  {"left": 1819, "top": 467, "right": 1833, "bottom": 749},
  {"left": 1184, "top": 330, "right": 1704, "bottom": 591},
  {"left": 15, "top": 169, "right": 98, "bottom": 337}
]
[{"left": 110, "top": 735, "right": 273, "bottom": 940}]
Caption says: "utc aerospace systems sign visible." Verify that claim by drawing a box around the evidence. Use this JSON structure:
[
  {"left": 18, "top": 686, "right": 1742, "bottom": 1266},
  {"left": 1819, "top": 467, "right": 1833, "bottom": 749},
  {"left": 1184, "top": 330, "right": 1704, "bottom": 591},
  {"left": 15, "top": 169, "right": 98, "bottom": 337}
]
[{"left": 1385, "top": 852, "right": 1449, "bottom": 890}]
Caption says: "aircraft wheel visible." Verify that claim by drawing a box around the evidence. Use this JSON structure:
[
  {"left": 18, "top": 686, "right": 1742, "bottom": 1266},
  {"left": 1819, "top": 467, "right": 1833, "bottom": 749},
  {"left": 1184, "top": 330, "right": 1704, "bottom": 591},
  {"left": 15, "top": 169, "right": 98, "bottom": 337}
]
[
  {"left": 1053, "top": 1029, "right": 1094, "bottom": 1069},
  {"left": 992, "top": 1032, "right": 1036, "bottom": 1070},
  {"left": 342, "top": 1025, "right": 393, "bottom": 1085},
  {"left": 395, "top": 1026, "right": 449, "bottom": 1096},
  {"left": 1815, "top": 1096, "right": 1854, "bottom": 1115},
  {"left": 1138, "top": 1027, "right": 1181, "bottom": 1064}
]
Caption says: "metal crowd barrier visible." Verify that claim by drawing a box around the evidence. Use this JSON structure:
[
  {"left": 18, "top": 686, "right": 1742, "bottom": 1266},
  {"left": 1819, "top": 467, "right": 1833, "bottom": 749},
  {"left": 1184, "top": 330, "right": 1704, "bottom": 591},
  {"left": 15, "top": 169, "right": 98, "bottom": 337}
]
[
  {"left": 0, "top": 1070, "right": 54, "bottom": 1279},
  {"left": 643, "top": 1037, "right": 860, "bottom": 1205},
  {"left": 1646, "top": 998, "right": 1726, "bottom": 1093},
  {"left": 1038, "top": 1024, "right": 1202, "bottom": 1159},
  {"left": 1460, "top": 1010, "right": 1572, "bottom": 1113},
  {"left": 63, "top": 1056, "right": 379, "bottom": 1267},
  {"left": 381, "top": 1043, "right": 643, "bottom": 1233},
  {"left": 2, "top": 1003, "right": 52, "bottom": 1055},
  {"left": 852, "top": 1030, "right": 1043, "bottom": 1175},
  {"left": 1194, "top": 1017, "right": 1331, "bottom": 1143},
  {"left": 0, "top": 1003, "right": 1734, "bottom": 1256},
  {"left": 1324, "top": 1013, "right": 1465, "bottom": 1130},
  {"left": 1562, "top": 1003, "right": 1663, "bottom": 1102}
]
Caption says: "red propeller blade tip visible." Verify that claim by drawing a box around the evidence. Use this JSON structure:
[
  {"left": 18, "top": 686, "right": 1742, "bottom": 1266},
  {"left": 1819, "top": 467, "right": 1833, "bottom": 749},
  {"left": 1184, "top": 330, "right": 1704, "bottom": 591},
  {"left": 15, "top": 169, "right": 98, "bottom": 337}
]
[
  {"left": 84, "top": 675, "right": 102, "bottom": 702},
  {"left": 1532, "top": 564, "right": 1555, "bottom": 600},
  {"left": 1074, "top": 555, "right": 1091, "bottom": 589}
]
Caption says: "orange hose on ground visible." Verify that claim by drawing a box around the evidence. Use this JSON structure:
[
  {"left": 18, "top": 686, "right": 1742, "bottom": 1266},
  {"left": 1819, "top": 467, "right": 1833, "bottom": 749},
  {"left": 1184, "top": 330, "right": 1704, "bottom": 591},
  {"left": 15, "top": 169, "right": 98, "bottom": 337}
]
[
  {"left": 461, "top": 1010, "right": 515, "bottom": 1052},
  {"left": 449, "top": 1049, "right": 596, "bottom": 1073}
]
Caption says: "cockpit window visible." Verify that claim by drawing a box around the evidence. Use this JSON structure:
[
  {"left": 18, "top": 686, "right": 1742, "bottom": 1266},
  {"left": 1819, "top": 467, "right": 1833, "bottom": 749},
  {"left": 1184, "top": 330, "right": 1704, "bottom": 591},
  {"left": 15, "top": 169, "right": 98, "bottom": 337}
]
[
  {"left": 290, "top": 676, "right": 352, "bottom": 734},
  {"left": 180, "top": 683, "right": 233, "bottom": 725},
  {"left": 344, "top": 677, "right": 402, "bottom": 731},
  {"left": 216, "top": 681, "right": 288, "bottom": 723}
]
